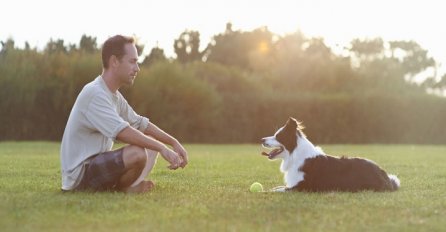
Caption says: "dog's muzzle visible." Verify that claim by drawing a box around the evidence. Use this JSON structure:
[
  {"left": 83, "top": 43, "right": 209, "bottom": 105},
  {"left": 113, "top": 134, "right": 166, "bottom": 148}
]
[{"left": 261, "top": 146, "right": 284, "bottom": 159}]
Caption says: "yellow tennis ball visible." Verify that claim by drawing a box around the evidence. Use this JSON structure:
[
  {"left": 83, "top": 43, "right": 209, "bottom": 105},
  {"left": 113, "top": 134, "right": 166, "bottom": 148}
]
[{"left": 250, "top": 182, "right": 263, "bottom": 192}]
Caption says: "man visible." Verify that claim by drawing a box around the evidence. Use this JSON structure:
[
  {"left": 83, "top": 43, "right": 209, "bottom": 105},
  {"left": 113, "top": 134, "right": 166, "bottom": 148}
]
[{"left": 60, "top": 35, "right": 188, "bottom": 193}]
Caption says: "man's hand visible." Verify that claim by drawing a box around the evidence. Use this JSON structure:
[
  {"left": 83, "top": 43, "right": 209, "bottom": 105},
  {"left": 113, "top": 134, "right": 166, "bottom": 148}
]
[
  {"left": 160, "top": 146, "right": 182, "bottom": 170},
  {"left": 143, "top": 122, "right": 188, "bottom": 168},
  {"left": 173, "top": 141, "right": 188, "bottom": 168}
]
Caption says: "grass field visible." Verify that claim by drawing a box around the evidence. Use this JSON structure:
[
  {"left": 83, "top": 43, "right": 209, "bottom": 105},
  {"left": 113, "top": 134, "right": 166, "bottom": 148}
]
[{"left": 0, "top": 142, "right": 445, "bottom": 231}]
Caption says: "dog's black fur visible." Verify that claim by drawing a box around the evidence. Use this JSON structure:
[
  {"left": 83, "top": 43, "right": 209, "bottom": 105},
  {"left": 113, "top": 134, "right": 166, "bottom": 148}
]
[{"left": 291, "top": 155, "right": 398, "bottom": 192}]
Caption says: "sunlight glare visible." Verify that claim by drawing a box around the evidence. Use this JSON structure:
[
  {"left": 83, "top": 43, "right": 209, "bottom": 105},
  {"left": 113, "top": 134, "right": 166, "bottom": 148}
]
[{"left": 258, "top": 41, "right": 269, "bottom": 54}]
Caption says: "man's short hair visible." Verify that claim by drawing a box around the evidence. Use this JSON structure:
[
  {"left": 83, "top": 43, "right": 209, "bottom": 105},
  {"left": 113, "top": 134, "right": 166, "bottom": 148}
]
[{"left": 102, "top": 35, "right": 135, "bottom": 68}]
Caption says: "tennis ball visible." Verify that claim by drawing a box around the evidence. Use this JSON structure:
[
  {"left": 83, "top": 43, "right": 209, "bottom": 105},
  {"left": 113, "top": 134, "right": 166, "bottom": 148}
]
[{"left": 249, "top": 182, "right": 263, "bottom": 192}]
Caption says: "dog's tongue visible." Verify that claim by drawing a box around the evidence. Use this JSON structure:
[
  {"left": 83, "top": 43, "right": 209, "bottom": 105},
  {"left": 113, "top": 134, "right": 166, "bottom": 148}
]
[{"left": 261, "top": 148, "right": 283, "bottom": 158}]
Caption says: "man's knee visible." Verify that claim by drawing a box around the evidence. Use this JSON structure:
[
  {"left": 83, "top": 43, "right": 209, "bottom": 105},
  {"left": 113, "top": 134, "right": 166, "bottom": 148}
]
[{"left": 123, "top": 145, "right": 147, "bottom": 169}]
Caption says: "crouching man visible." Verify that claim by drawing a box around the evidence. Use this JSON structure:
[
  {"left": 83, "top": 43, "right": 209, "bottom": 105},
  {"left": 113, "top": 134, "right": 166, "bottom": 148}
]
[{"left": 60, "top": 35, "right": 188, "bottom": 193}]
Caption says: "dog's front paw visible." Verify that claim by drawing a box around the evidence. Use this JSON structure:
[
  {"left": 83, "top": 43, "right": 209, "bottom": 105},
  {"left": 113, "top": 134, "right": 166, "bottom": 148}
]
[{"left": 270, "top": 186, "right": 287, "bottom": 192}]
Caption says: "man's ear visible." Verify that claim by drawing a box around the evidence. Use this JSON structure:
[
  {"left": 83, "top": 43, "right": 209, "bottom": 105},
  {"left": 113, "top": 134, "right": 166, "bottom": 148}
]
[{"left": 110, "top": 55, "right": 119, "bottom": 68}]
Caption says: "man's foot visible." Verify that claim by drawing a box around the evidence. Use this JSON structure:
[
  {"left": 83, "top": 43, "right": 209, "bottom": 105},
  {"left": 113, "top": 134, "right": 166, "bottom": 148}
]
[{"left": 123, "top": 180, "right": 155, "bottom": 194}]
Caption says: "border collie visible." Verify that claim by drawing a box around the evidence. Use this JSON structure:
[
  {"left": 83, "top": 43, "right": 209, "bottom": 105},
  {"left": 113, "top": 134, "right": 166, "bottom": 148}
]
[{"left": 261, "top": 117, "right": 400, "bottom": 192}]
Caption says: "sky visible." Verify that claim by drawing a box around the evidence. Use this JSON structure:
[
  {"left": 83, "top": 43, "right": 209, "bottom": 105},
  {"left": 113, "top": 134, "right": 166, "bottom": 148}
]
[{"left": 1, "top": 0, "right": 445, "bottom": 75}]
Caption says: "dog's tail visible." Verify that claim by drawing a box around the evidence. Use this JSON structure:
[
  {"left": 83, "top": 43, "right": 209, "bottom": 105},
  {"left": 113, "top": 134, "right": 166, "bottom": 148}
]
[{"left": 388, "top": 174, "right": 400, "bottom": 190}]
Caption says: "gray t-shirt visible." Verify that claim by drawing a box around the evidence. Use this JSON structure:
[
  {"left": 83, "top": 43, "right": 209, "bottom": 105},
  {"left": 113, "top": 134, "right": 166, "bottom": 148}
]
[{"left": 60, "top": 76, "right": 149, "bottom": 190}]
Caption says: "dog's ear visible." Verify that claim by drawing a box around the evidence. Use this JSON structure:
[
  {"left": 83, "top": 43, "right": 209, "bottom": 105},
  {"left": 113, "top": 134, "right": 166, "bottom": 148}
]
[
  {"left": 287, "top": 117, "right": 305, "bottom": 130},
  {"left": 286, "top": 117, "right": 298, "bottom": 129}
]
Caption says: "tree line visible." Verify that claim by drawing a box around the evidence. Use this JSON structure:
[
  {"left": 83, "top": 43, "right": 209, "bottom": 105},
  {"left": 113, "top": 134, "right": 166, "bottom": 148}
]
[{"left": 1, "top": 24, "right": 445, "bottom": 144}]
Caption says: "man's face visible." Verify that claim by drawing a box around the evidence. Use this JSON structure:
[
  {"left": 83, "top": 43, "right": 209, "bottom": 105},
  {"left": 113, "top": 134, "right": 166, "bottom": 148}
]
[{"left": 116, "top": 43, "right": 140, "bottom": 86}]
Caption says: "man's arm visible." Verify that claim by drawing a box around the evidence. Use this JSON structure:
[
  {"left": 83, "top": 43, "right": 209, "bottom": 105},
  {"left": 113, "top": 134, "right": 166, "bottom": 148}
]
[
  {"left": 144, "top": 122, "right": 188, "bottom": 168},
  {"left": 84, "top": 92, "right": 182, "bottom": 169},
  {"left": 117, "top": 126, "right": 181, "bottom": 169}
]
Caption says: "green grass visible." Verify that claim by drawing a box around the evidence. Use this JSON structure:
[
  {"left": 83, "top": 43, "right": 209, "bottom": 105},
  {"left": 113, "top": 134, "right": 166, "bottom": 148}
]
[{"left": 0, "top": 142, "right": 445, "bottom": 231}]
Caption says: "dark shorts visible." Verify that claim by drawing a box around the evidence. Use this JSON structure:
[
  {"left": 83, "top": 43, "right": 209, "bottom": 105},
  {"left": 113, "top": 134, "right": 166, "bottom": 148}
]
[{"left": 75, "top": 148, "right": 126, "bottom": 192}]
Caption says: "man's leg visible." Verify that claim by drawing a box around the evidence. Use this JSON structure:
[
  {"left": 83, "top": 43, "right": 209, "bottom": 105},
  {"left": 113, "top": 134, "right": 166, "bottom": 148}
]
[
  {"left": 118, "top": 145, "right": 158, "bottom": 193},
  {"left": 129, "top": 149, "right": 158, "bottom": 187}
]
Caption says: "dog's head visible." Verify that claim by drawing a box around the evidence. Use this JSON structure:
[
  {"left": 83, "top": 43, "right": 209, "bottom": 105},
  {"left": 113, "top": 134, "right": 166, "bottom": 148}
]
[{"left": 261, "top": 117, "right": 304, "bottom": 160}]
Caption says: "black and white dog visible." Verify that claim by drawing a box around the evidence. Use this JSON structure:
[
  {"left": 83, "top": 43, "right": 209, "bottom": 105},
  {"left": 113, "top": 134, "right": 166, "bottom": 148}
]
[{"left": 261, "top": 117, "right": 400, "bottom": 192}]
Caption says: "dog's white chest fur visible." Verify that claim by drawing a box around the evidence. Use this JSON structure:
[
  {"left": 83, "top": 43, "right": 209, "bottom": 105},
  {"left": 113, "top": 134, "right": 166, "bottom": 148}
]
[{"left": 281, "top": 137, "right": 324, "bottom": 188}]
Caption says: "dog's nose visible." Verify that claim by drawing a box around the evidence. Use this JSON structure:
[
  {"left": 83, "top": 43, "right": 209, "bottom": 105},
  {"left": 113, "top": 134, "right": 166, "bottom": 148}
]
[{"left": 261, "top": 138, "right": 266, "bottom": 143}]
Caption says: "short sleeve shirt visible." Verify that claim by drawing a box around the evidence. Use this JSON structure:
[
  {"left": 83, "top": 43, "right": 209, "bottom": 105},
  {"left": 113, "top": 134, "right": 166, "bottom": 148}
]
[{"left": 60, "top": 76, "right": 149, "bottom": 190}]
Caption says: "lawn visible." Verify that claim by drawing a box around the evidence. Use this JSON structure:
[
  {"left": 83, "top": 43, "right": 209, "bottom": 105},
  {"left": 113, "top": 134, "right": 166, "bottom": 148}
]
[{"left": 0, "top": 142, "right": 445, "bottom": 231}]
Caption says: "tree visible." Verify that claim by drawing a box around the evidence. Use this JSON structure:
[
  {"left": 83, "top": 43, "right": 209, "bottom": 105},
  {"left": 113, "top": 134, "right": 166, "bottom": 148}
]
[
  {"left": 304, "top": 37, "right": 333, "bottom": 61},
  {"left": 423, "top": 73, "right": 446, "bottom": 90},
  {"left": 274, "top": 31, "right": 306, "bottom": 58},
  {"left": 349, "top": 38, "right": 436, "bottom": 89},
  {"left": 204, "top": 23, "right": 274, "bottom": 70},
  {"left": 0, "top": 38, "right": 15, "bottom": 55},
  {"left": 389, "top": 40, "right": 435, "bottom": 77},
  {"left": 79, "top": 34, "right": 98, "bottom": 53},
  {"left": 350, "top": 38, "right": 384, "bottom": 60},
  {"left": 45, "top": 39, "right": 67, "bottom": 54},
  {"left": 174, "top": 30, "right": 203, "bottom": 63},
  {"left": 435, "top": 74, "right": 446, "bottom": 88},
  {"left": 142, "top": 46, "right": 167, "bottom": 66}
]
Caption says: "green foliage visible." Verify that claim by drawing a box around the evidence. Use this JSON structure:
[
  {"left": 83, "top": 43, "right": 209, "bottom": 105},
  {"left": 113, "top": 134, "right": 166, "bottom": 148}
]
[
  {"left": 141, "top": 47, "right": 167, "bottom": 66},
  {"left": 0, "top": 29, "right": 445, "bottom": 143},
  {"left": 1, "top": 142, "right": 446, "bottom": 231},
  {"left": 79, "top": 34, "right": 98, "bottom": 53},
  {"left": 187, "top": 62, "right": 270, "bottom": 142},
  {"left": 174, "top": 30, "right": 204, "bottom": 63},
  {"left": 45, "top": 39, "right": 68, "bottom": 54},
  {"left": 351, "top": 38, "right": 436, "bottom": 84},
  {"left": 351, "top": 38, "right": 384, "bottom": 58},
  {"left": 128, "top": 62, "right": 222, "bottom": 142},
  {"left": 0, "top": 40, "right": 101, "bottom": 140},
  {"left": 205, "top": 25, "right": 275, "bottom": 71}
]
